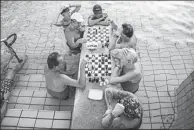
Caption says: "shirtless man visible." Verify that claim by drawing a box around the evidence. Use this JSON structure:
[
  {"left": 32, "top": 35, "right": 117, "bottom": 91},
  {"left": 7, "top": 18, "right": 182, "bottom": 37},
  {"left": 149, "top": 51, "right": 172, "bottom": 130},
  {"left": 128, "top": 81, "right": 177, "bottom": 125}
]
[
  {"left": 109, "top": 23, "right": 137, "bottom": 51},
  {"left": 54, "top": 4, "right": 81, "bottom": 29},
  {"left": 109, "top": 48, "right": 142, "bottom": 93},
  {"left": 65, "top": 12, "right": 87, "bottom": 55},
  {"left": 88, "top": 4, "right": 113, "bottom": 26},
  {"left": 44, "top": 52, "right": 87, "bottom": 99}
]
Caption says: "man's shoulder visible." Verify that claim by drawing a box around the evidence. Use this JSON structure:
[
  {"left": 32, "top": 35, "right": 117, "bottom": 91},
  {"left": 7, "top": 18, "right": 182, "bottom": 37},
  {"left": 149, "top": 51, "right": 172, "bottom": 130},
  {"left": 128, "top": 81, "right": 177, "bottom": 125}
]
[{"left": 44, "top": 65, "right": 49, "bottom": 74}]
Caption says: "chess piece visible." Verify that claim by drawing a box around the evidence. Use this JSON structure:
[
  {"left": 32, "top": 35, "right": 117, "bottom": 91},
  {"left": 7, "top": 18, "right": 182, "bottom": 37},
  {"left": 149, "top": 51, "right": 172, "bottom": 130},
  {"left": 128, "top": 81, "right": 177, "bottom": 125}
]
[
  {"left": 105, "top": 65, "right": 108, "bottom": 70},
  {"left": 96, "top": 78, "right": 99, "bottom": 83},
  {"left": 89, "top": 78, "right": 91, "bottom": 82},
  {"left": 105, "top": 70, "right": 108, "bottom": 76},
  {"left": 108, "top": 54, "right": 111, "bottom": 59},
  {"left": 98, "top": 63, "right": 101, "bottom": 68},
  {"left": 101, "top": 77, "right": 105, "bottom": 82},
  {"left": 100, "top": 81, "right": 103, "bottom": 86},
  {"left": 88, "top": 71, "right": 91, "bottom": 77}
]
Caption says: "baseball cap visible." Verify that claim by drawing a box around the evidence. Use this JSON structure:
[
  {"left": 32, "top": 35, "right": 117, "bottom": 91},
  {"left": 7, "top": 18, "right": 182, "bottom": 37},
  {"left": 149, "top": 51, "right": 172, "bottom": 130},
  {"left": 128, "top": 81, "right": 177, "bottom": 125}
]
[
  {"left": 71, "top": 12, "right": 84, "bottom": 23},
  {"left": 93, "top": 4, "right": 102, "bottom": 12},
  {"left": 60, "top": 6, "right": 70, "bottom": 14}
]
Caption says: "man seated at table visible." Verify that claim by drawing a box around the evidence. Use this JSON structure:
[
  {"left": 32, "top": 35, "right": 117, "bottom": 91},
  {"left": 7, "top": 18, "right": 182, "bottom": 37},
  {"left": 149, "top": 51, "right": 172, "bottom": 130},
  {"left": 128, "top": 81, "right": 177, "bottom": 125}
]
[
  {"left": 65, "top": 12, "right": 87, "bottom": 55},
  {"left": 101, "top": 87, "right": 143, "bottom": 128},
  {"left": 88, "top": 4, "right": 112, "bottom": 26},
  {"left": 53, "top": 4, "right": 81, "bottom": 29},
  {"left": 109, "top": 23, "right": 137, "bottom": 51},
  {"left": 109, "top": 48, "right": 142, "bottom": 93},
  {"left": 44, "top": 52, "right": 87, "bottom": 99}
]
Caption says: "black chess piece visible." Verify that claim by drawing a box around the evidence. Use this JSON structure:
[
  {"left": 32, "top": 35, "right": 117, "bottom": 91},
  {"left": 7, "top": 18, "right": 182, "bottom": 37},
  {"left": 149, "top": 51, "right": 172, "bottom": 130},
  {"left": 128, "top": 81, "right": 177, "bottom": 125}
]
[
  {"left": 105, "top": 65, "right": 108, "bottom": 70},
  {"left": 101, "top": 77, "right": 104, "bottom": 82},
  {"left": 105, "top": 70, "right": 108, "bottom": 76},
  {"left": 88, "top": 72, "right": 91, "bottom": 77},
  {"left": 102, "top": 57, "right": 105, "bottom": 63},
  {"left": 108, "top": 53, "right": 111, "bottom": 59},
  {"left": 96, "top": 78, "right": 99, "bottom": 83},
  {"left": 89, "top": 78, "right": 91, "bottom": 82},
  {"left": 98, "top": 64, "right": 101, "bottom": 68}
]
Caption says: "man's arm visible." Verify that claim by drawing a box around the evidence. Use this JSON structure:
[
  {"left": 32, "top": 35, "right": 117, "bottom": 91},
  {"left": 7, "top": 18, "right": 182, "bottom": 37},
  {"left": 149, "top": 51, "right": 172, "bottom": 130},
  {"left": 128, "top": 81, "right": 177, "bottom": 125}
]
[
  {"left": 109, "top": 67, "right": 140, "bottom": 84},
  {"left": 53, "top": 20, "right": 70, "bottom": 27},
  {"left": 88, "top": 15, "right": 106, "bottom": 26},
  {"left": 70, "top": 4, "right": 81, "bottom": 15},
  {"left": 108, "top": 33, "right": 119, "bottom": 51},
  {"left": 65, "top": 31, "right": 79, "bottom": 49},
  {"left": 96, "top": 17, "right": 111, "bottom": 26},
  {"left": 60, "top": 59, "right": 86, "bottom": 88},
  {"left": 105, "top": 87, "right": 136, "bottom": 109}
]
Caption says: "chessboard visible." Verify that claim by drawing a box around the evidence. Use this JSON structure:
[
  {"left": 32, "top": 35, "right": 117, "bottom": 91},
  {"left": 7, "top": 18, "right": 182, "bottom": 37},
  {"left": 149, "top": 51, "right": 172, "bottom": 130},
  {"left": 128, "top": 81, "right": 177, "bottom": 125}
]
[
  {"left": 85, "top": 53, "right": 112, "bottom": 85},
  {"left": 86, "top": 26, "right": 110, "bottom": 48}
]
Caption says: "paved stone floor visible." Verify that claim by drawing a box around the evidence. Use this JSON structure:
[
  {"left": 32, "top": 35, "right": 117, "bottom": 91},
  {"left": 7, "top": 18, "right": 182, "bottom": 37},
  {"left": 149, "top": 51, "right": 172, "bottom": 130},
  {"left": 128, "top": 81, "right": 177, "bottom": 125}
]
[{"left": 1, "top": 1, "right": 194, "bottom": 129}]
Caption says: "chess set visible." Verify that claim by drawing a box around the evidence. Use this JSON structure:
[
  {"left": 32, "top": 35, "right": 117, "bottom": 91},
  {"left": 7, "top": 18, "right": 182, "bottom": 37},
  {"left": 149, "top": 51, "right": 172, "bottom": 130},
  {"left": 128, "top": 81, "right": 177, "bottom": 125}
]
[
  {"left": 85, "top": 53, "right": 112, "bottom": 86},
  {"left": 86, "top": 26, "right": 110, "bottom": 48}
]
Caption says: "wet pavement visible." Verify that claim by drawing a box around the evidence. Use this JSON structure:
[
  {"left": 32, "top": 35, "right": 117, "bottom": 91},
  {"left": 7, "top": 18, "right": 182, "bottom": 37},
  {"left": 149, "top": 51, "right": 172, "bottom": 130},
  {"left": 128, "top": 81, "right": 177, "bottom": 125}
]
[{"left": 1, "top": 1, "right": 194, "bottom": 129}]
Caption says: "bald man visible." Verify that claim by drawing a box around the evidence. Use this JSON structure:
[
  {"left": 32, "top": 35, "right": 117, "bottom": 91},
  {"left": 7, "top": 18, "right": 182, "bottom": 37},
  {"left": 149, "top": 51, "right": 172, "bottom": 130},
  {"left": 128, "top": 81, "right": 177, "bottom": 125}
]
[{"left": 109, "top": 48, "right": 142, "bottom": 93}]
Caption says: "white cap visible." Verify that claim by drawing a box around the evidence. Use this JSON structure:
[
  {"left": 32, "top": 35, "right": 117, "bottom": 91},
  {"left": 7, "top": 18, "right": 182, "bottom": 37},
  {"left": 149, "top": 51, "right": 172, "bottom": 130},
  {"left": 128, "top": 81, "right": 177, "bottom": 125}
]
[{"left": 71, "top": 12, "right": 84, "bottom": 23}]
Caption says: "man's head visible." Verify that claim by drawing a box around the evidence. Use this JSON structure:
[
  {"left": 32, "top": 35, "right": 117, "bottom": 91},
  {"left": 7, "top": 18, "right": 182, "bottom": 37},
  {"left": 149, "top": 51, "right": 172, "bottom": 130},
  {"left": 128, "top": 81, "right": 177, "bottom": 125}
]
[
  {"left": 121, "top": 23, "right": 134, "bottom": 40},
  {"left": 110, "top": 48, "right": 138, "bottom": 66},
  {"left": 47, "top": 52, "right": 64, "bottom": 70},
  {"left": 61, "top": 6, "right": 70, "bottom": 18},
  {"left": 93, "top": 4, "right": 103, "bottom": 18},
  {"left": 71, "top": 12, "right": 84, "bottom": 29}
]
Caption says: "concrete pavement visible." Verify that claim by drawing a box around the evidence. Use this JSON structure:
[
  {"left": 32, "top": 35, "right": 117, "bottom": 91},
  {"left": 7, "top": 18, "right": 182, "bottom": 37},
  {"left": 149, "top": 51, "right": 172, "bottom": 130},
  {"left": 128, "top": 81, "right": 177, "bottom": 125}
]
[{"left": 1, "top": 1, "right": 194, "bottom": 129}]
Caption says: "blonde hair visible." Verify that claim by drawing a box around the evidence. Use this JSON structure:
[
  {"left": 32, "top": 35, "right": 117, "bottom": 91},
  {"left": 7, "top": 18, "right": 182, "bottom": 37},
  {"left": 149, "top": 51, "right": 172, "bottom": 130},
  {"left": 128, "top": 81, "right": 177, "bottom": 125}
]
[{"left": 111, "top": 48, "right": 137, "bottom": 64}]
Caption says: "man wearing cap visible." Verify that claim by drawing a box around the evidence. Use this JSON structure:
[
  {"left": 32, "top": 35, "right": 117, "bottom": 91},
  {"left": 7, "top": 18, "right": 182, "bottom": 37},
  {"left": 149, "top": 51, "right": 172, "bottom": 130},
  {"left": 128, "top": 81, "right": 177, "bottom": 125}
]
[
  {"left": 64, "top": 12, "right": 87, "bottom": 55},
  {"left": 88, "top": 4, "right": 113, "bottom": 26},
  {"left": 109, "top": 48, "right": 142, "bottom": 93},
  {"left": 54, "top": 4, "right": 81, "bottom": 29}
]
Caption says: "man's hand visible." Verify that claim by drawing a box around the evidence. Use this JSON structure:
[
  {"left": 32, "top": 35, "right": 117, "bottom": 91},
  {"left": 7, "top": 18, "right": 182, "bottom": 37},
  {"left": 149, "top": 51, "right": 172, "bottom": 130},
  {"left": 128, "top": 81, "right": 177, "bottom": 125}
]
[
  {"left": 114, "top": 28, "right": 122, "bottom": 37},
  {"left": 103, "top": 13, "right": 108, "bottom": 19},
  {"left": 111, "top": 21, "right": 118, "bottom": 30},
  {"left": 102, "top": 107, "right": 113, "bottom": 118},
  {"left": 77, "top": 38, "right": 87, "bottom": 44},
  {"left": 79, "top": 25, "right": 86, "bottom": 32},
  {"left": 114, "top": 58, "right": 121, "bottom": 67},
  {"left": 81, "top": 57, "right": 88, "bottom": 68}
]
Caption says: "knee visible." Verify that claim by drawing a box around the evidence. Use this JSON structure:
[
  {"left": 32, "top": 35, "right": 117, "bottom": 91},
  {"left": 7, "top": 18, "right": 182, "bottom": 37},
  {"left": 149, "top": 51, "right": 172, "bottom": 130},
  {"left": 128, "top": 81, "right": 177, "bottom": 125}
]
[{"left": 105, "top": 88, "right": 112, "bottom": 95}]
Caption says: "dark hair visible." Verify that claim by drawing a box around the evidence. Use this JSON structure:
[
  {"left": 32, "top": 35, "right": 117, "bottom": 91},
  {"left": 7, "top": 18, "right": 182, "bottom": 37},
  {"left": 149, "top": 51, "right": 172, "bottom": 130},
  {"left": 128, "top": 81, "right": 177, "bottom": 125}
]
[
  {"left": 122, "top": 23, "right": 134, "bottom": 38},
  {"left": 60, "top": 7, "right": 70, "bottom": 15},
  {"left": 93, "top": 4, "right": 102, "bottom": 12},
  {"left": 47, "top": 52, "right": 59, "bottom": 69}
]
